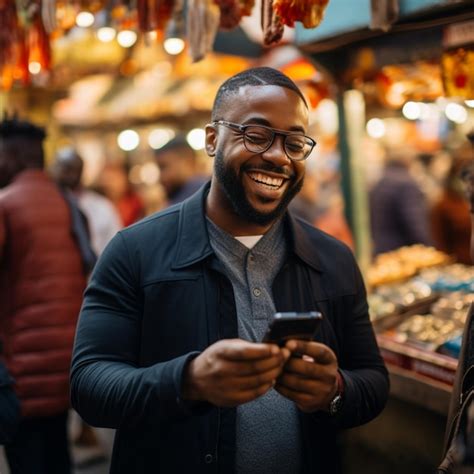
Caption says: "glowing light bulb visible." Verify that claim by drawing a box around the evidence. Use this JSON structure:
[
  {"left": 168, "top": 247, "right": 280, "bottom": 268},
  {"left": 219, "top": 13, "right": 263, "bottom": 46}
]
[
  {"left": 366, "top": 118, "right": 386, "bottom": 138},
  {"left": 28, "top": 62, "right": 41, "bottom": 75},
  {"left": 117, "top": 130, "right": 140, "bottom": 151},
  {"left": 76, "top": 11, "right": 95, "bottom": 28},
  {"left": 117, "top": 30, "right": 137, "bottom": 48},
  {"left": 445, "top": 103, "right": 468, "bottom": 124},
  {"left": 148, "top": 129, "right": 175, "bottom": 149},
  {"left": 186, "top": 129, "right": 205, "bottom": 150},
  {"left": 402, "top": 102, "right": 421, "bottom": 120},
  {"left": 97, "top": 27, "right": 116, "bottom": 42},
  {"left": 164, "top": 38, "right": 185, "bottom": 55}
]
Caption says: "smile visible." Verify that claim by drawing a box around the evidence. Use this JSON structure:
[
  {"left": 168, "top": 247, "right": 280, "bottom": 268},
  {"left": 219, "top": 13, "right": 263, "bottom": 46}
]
[{"left": 247, "top": 172, "right": 286, "bottom": 190}]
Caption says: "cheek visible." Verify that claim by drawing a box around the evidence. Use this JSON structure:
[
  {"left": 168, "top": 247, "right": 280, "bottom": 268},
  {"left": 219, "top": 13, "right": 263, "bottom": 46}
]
[{"left": 294, "top": 163, "right": 306, "bottom": 180}]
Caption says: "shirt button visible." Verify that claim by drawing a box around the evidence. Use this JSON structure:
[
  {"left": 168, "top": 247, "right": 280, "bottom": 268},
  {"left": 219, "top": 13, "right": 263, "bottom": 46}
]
[
  {"left": 253, "top": 288, "right": 261, "bottom": 297},
  {"left": 204, "top": 454, "right": 213, "bottom": 464},
  {"left": 249, "top": 254, "right": 255, "bottom": 262}
]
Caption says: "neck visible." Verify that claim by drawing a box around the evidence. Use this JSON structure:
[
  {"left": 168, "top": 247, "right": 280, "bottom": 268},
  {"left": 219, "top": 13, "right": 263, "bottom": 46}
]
[{"left": 206, "top": 181, "right": 273, "bottom": 236}]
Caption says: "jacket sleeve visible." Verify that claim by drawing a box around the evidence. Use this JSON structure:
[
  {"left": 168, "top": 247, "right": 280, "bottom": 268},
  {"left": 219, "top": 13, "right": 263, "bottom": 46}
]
[
  {"left": 70, "top": 232, "right": 206, "bottom": 429},
  {"left": 332, "top": 252, "right": 390, "bottom": 429}
]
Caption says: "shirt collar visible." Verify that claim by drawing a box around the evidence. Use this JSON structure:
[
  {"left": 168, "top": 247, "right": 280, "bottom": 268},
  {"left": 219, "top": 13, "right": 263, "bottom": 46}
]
[{"left": 172, "top": 181, "right": 323, "bottom": 272}]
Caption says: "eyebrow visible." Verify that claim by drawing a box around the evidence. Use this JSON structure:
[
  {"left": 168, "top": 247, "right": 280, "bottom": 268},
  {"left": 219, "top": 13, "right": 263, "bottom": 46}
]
[{"left": 242, "top": 117, "right": 306, "bottom": 134}]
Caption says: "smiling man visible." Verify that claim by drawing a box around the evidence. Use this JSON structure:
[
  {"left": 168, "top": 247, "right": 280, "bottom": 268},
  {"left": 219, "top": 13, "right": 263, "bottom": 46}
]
[{"left": 71, "top": 67, "right": 389, "bottom": 474}]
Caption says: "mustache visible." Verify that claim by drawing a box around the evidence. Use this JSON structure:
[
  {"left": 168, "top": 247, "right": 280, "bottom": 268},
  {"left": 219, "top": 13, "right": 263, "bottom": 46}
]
[{"left": 241, "top": 163, "right": 294, "bottom": 179}]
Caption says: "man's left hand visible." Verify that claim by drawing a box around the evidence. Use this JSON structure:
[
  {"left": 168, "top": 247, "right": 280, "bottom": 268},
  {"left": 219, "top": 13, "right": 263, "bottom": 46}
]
[{"left": 275, "top": 340, "right": 338, "bottom": 413}]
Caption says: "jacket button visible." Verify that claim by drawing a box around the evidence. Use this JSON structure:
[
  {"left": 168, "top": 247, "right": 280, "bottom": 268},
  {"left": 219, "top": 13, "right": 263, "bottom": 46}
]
[
  {"left": 204, "top": 454, "right": 213, "bottom": 464},
  {"left": 253, "top": 288, "right": 261, "bottom": 297}
]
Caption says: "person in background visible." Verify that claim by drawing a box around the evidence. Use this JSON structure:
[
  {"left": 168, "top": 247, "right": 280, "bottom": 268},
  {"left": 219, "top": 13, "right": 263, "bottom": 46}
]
[
  {"left": 70, "top": 67, "right": 388, "bottom": 473},
  {"left": 51, "top": 147, "right": 122, "bottom": 256},
  {"left": 369, "top": 147, "right": 433, "bottom": 255},
  {"left": 431, "top": 147, "right": 472, "bottom": 264},
  {"left": 51, "top": 147, "right": 122, "bottom": 458},
  {"left": 99, "top": 163, "right": 145, "bottom": 227},
  {"left": 154, "top": 134, "right": 208, "bottom": 206},
  {"left": 0, "top": 117, "right": 86, "bottom": 473},
  {"left": 289, "top": 166, "right": 354, "bottom": 250}
]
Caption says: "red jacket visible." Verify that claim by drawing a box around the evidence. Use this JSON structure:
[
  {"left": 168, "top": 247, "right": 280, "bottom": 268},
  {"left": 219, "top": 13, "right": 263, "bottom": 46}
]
[{"left": 0, "top": 170, "right": 86, "bottom": 418}]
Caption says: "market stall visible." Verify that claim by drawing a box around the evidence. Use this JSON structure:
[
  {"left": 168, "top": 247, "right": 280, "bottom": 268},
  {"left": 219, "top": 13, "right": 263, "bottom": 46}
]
[{"left": 295, "top": 3, "right": 474, "bottom": 472}]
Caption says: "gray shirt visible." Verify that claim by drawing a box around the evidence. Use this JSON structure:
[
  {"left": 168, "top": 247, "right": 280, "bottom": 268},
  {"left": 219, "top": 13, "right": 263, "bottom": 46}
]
[{"left": 206, "top": 217, "right": 303, "bottom": 474}]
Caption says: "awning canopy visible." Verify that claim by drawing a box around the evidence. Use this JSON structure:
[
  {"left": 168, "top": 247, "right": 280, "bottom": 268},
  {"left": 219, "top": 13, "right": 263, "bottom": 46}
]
[{"left": 295, "top": 0, "right": 474, "bottom": 50}]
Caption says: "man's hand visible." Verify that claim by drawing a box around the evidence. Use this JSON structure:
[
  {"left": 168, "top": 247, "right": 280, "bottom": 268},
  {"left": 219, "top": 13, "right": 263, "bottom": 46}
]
[
  {"left": 182, "top": 339, "right": 290, "bottom": 407},
  {"left": 275, "top": 340, "right": 338, "bottom": 413}
]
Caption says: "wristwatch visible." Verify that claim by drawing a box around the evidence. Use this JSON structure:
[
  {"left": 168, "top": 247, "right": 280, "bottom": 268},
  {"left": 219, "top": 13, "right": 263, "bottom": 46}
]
[
  {"left": 328, "top": 371, "right": 344, "bottom": 416},
  {"left": 328, "top": 392, "right": 344, "bottom": 416}
]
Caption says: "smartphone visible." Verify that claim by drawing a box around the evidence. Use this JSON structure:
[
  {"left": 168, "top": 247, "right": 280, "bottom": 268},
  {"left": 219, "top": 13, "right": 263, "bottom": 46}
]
[{"left": 262, "top": 311, "right": 323, "bottom": 346}]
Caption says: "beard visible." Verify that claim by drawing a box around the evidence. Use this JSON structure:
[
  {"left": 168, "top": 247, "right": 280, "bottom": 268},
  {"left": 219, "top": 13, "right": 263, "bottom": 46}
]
[{"left": 214, "top": 149, "right": 303, "bottom": 226}]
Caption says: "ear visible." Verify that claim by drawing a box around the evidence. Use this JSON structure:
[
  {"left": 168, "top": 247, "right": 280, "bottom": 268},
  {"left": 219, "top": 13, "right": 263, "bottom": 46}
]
[{"left": 205, "top": 124, "right": 217, "bottom": 157}]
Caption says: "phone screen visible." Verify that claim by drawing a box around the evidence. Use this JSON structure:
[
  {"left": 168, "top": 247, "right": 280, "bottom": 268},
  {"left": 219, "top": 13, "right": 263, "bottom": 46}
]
[{"left": 262, "top": 311, "right": 322, "bottom": 346}]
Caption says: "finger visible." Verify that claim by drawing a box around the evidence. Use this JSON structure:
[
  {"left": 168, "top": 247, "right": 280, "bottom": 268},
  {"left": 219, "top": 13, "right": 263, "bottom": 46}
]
[
  {"left": 281, "top": 347, "right": 291, "bottom": 363},
  {"left": 284, "top": 357, "right": 325, "bottom": 380},
  {"left": 234, "top": 382, "right": 274, "bottom": 404},
  {"left": 277, "top": 372, "right": 322, "bottom": 395},
  {"left": 286, "top": 340, "right": 336, "bottom": 365},
  {"left": 220, "top": 340, "right": 280, "bottom": 361},
  {"left": 274, "top": 383, "right": 317, "bottom": 407},
  {"left": 235, "top": 366, "right": 284, "bottom": 390},
  {"left": 223, "top": 355, "right": 286, "bottom": 376}
]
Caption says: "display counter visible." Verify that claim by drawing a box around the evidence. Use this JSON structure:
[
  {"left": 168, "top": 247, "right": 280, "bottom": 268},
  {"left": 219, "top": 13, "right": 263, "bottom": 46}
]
[{"left": 367, "top": 245, "right": 474, "bottom": 416}]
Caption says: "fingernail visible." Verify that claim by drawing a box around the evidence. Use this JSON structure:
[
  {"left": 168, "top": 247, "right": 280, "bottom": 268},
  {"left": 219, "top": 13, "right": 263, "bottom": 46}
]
[{"left": 286, "top": 340, "right": 297, "bottom": 351}]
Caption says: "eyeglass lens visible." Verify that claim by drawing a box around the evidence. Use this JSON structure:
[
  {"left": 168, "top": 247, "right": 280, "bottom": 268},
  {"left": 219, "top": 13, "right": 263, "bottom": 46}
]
[{"left": 243, "top": 125, "right": 312, "bottom": 161}]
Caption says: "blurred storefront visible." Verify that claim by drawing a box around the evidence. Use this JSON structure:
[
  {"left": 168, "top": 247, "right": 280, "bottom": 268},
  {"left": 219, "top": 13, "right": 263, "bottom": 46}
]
[
  {"left": 296, "top": 2, "right": 474, "bottom": 472},
  {"left": 1, "top": 0, "right": 340, "bottom": 217}
]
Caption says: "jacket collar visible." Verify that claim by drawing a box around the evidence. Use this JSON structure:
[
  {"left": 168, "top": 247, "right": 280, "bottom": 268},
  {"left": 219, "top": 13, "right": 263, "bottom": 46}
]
[
  {"left": 12, "top": 169, "right": 48, "bottom": 184},
  {"left": 172, "top": 181, "right": 323, "bottom": 272},
  {"left": 286, "top": 213, "right": 323, "bottom": 272},
  {"left": 172, "top": 182, "right": 214, "bottom": 269}
]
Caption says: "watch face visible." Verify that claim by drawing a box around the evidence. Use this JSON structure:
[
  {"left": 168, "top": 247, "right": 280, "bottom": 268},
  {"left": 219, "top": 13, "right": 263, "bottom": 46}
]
[{"left": 329, "top": 394, "right": 343, "bottom": 416}]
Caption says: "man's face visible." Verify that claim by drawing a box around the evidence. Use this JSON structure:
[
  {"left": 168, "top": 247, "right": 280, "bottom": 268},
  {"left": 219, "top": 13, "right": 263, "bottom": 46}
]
[
  {"left": 54, "top": 157, "right": 83, "bottom": 190},
  {"left": 207, "top": 85, "right": 308, "bottom": 226},
  {"left": 156, "top": 147, "right": 192, "bottom": 197}
]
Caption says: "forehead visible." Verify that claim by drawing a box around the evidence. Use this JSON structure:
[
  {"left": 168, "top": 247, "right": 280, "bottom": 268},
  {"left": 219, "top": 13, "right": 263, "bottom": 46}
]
[
  {"left": 221, "top": 85, "right": 309, "bottom": 130},
  {"left": 58, "top": 157, "right": 82, "bottom": 171}
]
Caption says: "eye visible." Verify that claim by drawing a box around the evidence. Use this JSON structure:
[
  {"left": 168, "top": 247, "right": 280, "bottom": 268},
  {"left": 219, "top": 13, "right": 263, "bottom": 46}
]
[
  {"left": 285, "top": 136, "right": 306, "bottom": 152},
  {"left": 244, "top": 127, "right": 272, "bottom": 145}
]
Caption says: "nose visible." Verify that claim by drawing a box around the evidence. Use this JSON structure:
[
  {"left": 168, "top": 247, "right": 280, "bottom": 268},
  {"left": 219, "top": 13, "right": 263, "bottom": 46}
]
[{"left": 260, "top": 134, "right": 291, "bottom": 167}]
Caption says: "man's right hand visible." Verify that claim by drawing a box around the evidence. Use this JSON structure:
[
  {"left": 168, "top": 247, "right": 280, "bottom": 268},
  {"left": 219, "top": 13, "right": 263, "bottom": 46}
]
[{"left": 182, "top": 339, "right": 289, "bottom": 407}]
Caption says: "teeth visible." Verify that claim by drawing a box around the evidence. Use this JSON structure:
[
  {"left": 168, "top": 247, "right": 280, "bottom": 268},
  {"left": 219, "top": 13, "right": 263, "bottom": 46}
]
[{"left": 249, "top": 172, "right": 284, "bottom": 188}]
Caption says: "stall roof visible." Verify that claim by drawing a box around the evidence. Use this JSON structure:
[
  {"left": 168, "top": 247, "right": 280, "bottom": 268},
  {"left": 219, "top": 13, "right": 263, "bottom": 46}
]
[{"left": 295, "top": 0, "right": 474, "bottom": 47}]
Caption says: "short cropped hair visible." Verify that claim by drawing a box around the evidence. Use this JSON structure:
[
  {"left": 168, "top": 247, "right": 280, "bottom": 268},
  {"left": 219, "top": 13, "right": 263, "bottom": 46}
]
[
  {"left": 0, "top": 117, "right": 46, "bottom": 140},
  {"left": 211, "top": 67, "right": 307, "bottom": 121},
  {"left": 0, "top": 116, "right": 45, "bottom": 169},
  {"left": 155, "top": 134, "right": 194, "bottom": 156}
]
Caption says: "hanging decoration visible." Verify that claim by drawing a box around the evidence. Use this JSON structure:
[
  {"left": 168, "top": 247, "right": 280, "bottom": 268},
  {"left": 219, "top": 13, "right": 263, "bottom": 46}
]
[
  {"left": 273, "top": 0, "right": 329, "bottom": 29},
  {"left": 0, "top": 0, "right": 332, "bottom": 90},
  {"left": 441, "top": 46, "right": 474, "bottom": 100}
]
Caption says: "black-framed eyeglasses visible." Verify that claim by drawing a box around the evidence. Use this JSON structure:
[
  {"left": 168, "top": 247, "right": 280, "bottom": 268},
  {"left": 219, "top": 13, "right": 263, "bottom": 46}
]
[{"left": 212, "top": 120, "right": 316, "bottom": 162}]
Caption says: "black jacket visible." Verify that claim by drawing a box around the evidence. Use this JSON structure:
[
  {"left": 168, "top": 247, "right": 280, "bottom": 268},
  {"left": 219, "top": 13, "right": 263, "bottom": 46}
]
[{"left": 71, "top": 183, "right": 389, "bottom": 473}]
